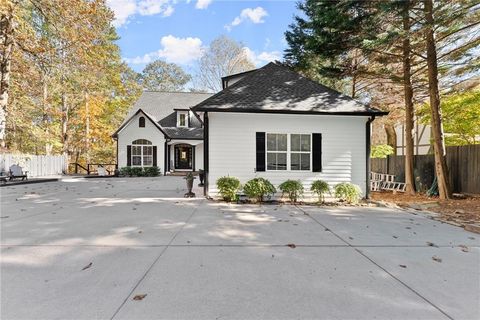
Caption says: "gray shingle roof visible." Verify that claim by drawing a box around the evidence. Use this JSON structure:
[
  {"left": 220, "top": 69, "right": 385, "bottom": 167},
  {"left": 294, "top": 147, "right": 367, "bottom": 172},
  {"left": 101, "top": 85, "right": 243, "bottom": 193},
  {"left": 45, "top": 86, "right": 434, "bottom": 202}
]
[
  {"left": 126, "top": 91, "right": 213, "bottom": 121},
  {"left": 193, "top": 62, "right": 387, "bottom": 115},
  {"left": 119, "top": 91, "right": 212, "bottom": 140},
  {"left": 162, "top": 127, "right": 204, "bottom": 139}
]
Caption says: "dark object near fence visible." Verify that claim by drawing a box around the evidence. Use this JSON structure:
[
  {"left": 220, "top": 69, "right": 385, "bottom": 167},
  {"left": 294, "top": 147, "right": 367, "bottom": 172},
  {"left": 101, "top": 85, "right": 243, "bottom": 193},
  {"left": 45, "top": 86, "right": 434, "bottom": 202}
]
[
  {"left": 8, "top": 165, "right": 28, "bottom": 181},
  {"left": 198, "top": 169, "right": 205, "bottom": 186},
  {"left": 371, "top": 144, "right": 480, "bottom": 195},
  {"left": 69, "top": 163, "right": 116, "bottom": 175}
]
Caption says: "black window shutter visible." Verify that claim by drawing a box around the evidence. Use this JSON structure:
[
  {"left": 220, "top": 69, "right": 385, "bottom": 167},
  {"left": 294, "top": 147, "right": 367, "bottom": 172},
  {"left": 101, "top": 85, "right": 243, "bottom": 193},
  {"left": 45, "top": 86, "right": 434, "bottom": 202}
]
[
  {"left": 256, "top": 132, "right": 266, "bottom": 172},
  {"left": 153, "top": 146, "right": 157, "bottom": 167},
  {"left": 127, "top": 145, "right": 132, "bottom": 166},
  {"left": 312, "top": 133, "right": 322, "bottom": 172}
]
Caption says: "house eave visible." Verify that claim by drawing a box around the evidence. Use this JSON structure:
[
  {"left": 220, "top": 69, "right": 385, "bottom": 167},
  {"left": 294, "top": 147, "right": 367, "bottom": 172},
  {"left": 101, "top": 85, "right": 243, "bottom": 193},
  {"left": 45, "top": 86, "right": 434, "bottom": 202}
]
[{"left": 192, "top": 108, "right": 389, "bottom": 117}]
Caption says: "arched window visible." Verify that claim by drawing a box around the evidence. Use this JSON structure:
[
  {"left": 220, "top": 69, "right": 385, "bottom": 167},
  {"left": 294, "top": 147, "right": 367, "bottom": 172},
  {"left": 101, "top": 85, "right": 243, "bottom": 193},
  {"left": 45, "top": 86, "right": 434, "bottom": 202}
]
[
  {"left": 139, "top": 116, "right": 145, "bottom": 127},
  {"left": 131, "top": 139, "right": 153, "bottom": 166}
]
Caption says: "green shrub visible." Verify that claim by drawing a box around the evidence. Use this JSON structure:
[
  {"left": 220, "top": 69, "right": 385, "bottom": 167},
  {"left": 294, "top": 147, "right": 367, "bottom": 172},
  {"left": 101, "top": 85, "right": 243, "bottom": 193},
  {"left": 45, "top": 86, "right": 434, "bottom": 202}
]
[
  {"left": 143, "top": 166, "right": 160, "bottom": 176},
  {"left": 130, "top": 167, "right": 143, "bottom": 177},
  {"left": 243, "top": 177, "right": 276, "bottom": 203},
  {"left": 120, "top": 166, "right": 132, "bottom": 177},
  {"left": 371, "top": 144, "right": 394, "bottom": 158},
  {"left": 216, "top": 176, "right": 241, "bottom": 202},
  {"left": 334, "top": 182, "right": 362, "bottom": 204},
  {"left": 310, "top": 180, "right": 330, "bottom": 203},
  {"left": 279, "top": 180, "right": 304, "bottom": 203}
]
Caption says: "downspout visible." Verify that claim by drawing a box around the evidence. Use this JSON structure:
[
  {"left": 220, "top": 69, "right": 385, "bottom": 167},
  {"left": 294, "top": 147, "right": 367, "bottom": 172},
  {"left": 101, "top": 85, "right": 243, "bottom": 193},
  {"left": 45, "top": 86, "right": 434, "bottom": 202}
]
[
  {"left": 203, "top": 112, "right": 209, "bottom": 197},
  {"left": 114, "top": 137, "right": 118, "bottom": 170},
  {"left": 366, "top": 116, "right": 375, "bottom": 199},
  {"left": 164, "top": 138, "right": 171, "bottom": 176}
]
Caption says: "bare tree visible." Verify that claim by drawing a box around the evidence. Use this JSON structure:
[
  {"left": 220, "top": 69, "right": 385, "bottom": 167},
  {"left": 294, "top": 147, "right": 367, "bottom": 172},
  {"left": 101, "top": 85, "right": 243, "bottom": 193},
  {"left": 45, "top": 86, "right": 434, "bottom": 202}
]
[{"left": 197, "top": 35, "right": 255, "bottom": 92}]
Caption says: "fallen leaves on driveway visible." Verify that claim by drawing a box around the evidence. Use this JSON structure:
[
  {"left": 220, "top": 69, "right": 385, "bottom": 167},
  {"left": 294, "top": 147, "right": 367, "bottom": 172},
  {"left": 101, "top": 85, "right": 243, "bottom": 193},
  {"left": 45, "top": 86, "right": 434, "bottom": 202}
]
[
  {"left": 133, "top": 294, "right": 147, "bottom": 301},
  {"left": 399, "top": 265, "right": 407, "bottom": 268},
  {"left": 286, "top": 244, "right": 296, "bottom": 248},
  {"left": 82, "top": 262, "right": 93, "bottom": 270},
  {"left": 432, "top": 256, "right": 442, "bottom": 263},
  {"left": 459, "top": 245, "right": 469, "bottom": 252}
]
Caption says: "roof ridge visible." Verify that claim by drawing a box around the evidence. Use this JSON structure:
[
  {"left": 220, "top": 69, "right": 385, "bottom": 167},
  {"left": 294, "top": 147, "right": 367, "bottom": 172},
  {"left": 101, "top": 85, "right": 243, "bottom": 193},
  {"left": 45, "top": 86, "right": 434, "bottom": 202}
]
[{"left": 142, "top": 90, "right": 212, "bottom": 94}]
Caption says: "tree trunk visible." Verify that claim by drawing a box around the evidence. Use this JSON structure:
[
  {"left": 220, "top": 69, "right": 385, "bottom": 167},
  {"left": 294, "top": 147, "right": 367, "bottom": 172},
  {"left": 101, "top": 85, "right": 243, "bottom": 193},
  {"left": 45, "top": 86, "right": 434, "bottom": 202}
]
[
  {"left": 384, "top": 122, "right": 397, "bottom": 155},
  {"left": 42, "top": 73, "right": 53, "bottom": 155},
  {"left": 61, "top": 91, "right": 69, "bottom": 157},
  {"left": 402, "top": 1, "right": 416, "bottom": 195},
  {"left": 0, "top": 5, "right": 14, "bottom": 149},
  {"left": 85, "top": 92, "right": 90, "bottom": 164},
  {"left": 424, "top": 0, "right": 451, "bottom": 199}
]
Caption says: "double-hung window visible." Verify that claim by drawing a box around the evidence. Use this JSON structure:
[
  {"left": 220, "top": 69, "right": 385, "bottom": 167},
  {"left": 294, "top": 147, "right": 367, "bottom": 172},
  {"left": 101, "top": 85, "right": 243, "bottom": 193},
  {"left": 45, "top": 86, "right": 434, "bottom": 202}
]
[
  {"left": 290, "top": 134, "right": 311, "bottom": 171},
  {"left": 265, "top": 133, "right": 311, "bottom": 171},
  {"left": 131, "top": 139, "right": 153, "bottom": 167},
  {"left": 266, "top": 133, "right": 287, "bottom": 170}
]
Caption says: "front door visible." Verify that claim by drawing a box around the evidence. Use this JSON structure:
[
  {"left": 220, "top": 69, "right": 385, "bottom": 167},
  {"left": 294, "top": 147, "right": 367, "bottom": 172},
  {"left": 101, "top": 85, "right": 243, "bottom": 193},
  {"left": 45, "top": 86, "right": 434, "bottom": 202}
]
[{"left": 174, "top": 145, "right": 193, "bottom": 170}]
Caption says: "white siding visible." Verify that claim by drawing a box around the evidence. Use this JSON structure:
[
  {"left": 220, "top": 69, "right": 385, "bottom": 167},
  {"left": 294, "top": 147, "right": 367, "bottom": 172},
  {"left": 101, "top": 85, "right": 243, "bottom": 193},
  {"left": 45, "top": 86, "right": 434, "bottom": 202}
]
[
  {"left": 195, "top": 143, "right": 204, "bottom": 170},
  {"left": 117, "top": 112, "right": 165, "bottom": 171},
  {"left": 207, "top": 112, "right": 369, "bottom": 201}
]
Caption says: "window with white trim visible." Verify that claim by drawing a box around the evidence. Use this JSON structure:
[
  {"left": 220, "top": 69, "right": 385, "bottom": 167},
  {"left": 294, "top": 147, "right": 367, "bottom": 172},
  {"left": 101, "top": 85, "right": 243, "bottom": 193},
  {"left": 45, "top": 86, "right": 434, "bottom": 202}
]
[
  {"left": 177, "top": 111, "right": 188, "bottom": 127},
  {"left": 266, "top": 133, "right": 287, "bottom": 170},
  {"left": 132, "top": 139, "right": 153, "bottom": 167},
  {"left": 290, "top": 134, "right": 311, "bottom": 170}
]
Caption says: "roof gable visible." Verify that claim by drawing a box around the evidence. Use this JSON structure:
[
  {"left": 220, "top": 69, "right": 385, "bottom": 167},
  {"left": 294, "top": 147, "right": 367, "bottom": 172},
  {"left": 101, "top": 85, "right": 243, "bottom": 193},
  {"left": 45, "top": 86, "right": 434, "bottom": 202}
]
[
  {"left": 112, "top": 109, "right": 168, "bottom": 138},
  {"left": 193, "top": 62, "right": 387, "bottom": 116},
  {"left": 115, "top": 91, "right": 213, "bottom": 139}
]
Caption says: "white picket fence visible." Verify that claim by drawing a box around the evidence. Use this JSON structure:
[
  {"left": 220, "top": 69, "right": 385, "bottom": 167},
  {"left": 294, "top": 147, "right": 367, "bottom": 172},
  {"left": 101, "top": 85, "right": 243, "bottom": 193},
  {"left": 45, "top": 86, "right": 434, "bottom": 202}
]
[{"left": 0, "top": 153, "right": 67, "bottom": 178}]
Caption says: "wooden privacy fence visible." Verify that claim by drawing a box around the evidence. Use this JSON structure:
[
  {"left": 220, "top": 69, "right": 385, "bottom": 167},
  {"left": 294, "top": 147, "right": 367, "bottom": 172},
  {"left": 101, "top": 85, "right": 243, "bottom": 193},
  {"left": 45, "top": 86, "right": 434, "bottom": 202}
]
[
  {"left": 0, "top": 153, "right": 67, "bottom": 178},
  {"left": 371, "top": 144, "right": 480, "bottom": 195}
]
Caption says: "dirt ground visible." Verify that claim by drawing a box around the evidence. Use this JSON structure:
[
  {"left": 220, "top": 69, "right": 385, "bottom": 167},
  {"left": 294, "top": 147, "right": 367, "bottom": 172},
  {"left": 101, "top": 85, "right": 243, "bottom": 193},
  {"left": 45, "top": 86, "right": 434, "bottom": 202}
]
[{"left": 370, "top": 191, "right": 480, "bottom": 226}]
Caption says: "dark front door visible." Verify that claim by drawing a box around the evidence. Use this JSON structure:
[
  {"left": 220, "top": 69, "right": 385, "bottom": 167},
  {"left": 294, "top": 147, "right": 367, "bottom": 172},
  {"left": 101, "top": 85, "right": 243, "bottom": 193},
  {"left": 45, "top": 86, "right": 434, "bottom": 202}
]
[{"left": 174, "top": 145, "right": 193, "bottom": 169}]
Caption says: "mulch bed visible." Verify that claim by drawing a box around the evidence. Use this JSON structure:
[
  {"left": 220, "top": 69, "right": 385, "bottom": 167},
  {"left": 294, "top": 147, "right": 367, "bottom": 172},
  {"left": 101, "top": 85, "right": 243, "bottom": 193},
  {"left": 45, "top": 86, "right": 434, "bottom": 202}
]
[{"left": 371, "top": 191, "right": 480, "bottom": 226}]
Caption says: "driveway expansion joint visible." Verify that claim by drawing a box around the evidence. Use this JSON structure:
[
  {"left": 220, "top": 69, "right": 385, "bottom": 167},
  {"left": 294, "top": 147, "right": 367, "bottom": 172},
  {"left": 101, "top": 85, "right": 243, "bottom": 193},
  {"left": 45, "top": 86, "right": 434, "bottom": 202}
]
[
  {"left": 296, "top": 205, "right": 455, "bottom": 320},
  {"left": 109, "top": 200, "right": 202, "bottom": 320}
]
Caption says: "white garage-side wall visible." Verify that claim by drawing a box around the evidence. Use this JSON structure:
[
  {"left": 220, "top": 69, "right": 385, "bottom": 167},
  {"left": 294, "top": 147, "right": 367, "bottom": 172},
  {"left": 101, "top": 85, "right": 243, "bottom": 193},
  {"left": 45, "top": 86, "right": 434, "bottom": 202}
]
[
  {"left": 195, "top": 143, "right": 204, "bottom": 171},
  {"left": 117, "top": 112, "right": 165, "bottom": 171},
  {"left": 206, "top": 112, "right": 369, "bottom": 201}
]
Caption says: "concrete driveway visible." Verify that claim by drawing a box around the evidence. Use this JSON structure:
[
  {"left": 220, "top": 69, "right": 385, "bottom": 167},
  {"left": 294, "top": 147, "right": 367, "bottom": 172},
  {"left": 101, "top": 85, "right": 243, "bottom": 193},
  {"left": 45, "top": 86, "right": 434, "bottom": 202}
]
[{"left": 1, "top": 177, "right": 479, "bottom": 320}]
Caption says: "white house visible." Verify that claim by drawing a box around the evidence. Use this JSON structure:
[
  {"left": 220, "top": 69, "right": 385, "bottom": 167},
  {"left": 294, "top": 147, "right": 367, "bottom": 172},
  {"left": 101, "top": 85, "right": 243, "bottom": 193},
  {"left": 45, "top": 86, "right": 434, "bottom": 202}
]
[
  {"left": 112, "top": 91, "right": 212, "bottom": 173},
  {"left": 192, "top": 62, "right": 387, "bottom": 199},
  {"left": 114, "top": 62, "right": 387, "bottom": 199}
]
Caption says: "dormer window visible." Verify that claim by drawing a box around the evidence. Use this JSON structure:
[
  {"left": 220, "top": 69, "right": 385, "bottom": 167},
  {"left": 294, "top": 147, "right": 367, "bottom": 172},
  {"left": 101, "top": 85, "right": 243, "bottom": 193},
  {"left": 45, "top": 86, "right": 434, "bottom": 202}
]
[{"left": 177, "top": 111, "right": 188, "bottom": 127}]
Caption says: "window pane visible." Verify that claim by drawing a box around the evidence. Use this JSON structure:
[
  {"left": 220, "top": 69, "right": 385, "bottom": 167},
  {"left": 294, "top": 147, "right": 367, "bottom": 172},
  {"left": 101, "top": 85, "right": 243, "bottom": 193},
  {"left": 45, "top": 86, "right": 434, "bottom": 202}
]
[
  {"left": 267, "top": 152, "right": 276, "bottom": 170},
  {"left": 143, "top": 156, "right": 153, "bottom": 166},
  {"left": 277, "top": 153, "right": 287, "bottom": 170},
  {"left": 301, "top": 135, "right": 311, "bottom": 152},
  {"left": 267, "top": 134, "right": 276, "bottom": 151},
  {"left": 291, "top": 153, "right": 300, "bottom": 170},
  {"left": 291, "top": 134, "right": 300, "bottom": 151},
  {"left": 132, "top": 146, "right": 142, "bottom": 155},
  {"left": 144, "top": 146, "right": 152, "bottom": 155},
  {"left": 301, "top": 153, "right": 310, "bottom": 170},
  {"left": 132, "top": 156, "right": 141, "bottom": 165},
  {"left": 179, "top": 113, "right": 187, "bottom": 127},
  {"left": 278, "top": 134, "right": 287, "bottom": 151}
]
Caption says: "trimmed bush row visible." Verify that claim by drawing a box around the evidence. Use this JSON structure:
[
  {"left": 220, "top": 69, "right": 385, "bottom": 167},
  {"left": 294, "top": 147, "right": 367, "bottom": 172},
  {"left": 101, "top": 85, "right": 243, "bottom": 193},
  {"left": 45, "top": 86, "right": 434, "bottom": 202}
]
[
  {"left": 216, "top": 176, "right": 362, "bottom": 204},
  {"left": 120, "top": 166, "right": 160, "bottom": 177}
]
